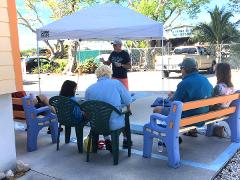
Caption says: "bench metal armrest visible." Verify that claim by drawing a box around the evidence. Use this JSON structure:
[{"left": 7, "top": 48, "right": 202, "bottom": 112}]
[
  {"left": 144, "top": 122, "right": 167, "bottom": 134},
  {"left": 35, "top": 106, "right": 51, "bottom": 115},
  {"left": 150, "top": 113, "right": 167, "bottom": 126}
]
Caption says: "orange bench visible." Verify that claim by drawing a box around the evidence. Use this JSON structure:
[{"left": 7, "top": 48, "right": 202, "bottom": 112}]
[
  {"left": 12, "top": 97, "right": 25, "bottom": 120},
  {"left": 143, "top": 92, "right": 240, "bottom": 168}
]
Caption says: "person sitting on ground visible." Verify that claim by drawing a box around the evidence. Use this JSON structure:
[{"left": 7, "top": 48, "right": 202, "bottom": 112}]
[
  {"left": 85, "top": 65, "right": 132, "bottom": 152},
  {"left": 12, "top": 91, "right": 53, "bottom": 112},
  {"left": 154, "top": 58, "right": 213, "bottom": 137},
  {"left": 12, "top": 91, "right": 55, "bottom": 133},
  {"left": 59, "top": 80, "right": 84, "bottom": 122},
  {"left": 210, "top": 63, "right": 235, "bottom": 137}
]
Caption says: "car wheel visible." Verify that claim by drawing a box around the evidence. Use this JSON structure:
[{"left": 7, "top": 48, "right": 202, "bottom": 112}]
[
  {"left": 208, "top": 61, "right": 216, "bottom": 74},
  {"left": 163, "top": 71, "right": 170, "bottom": 78},
  {"left": 29, "top": 68, "right": 33, "bottom": 74}
]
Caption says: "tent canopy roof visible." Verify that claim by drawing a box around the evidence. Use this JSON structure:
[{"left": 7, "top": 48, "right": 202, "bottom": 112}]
[{"left": 37, "top": 3, "right": 164, "bottom": 41}]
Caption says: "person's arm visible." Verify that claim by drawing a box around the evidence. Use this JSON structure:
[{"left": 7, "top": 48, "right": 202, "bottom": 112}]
[
  {"left": 121, "top": 62, "right": 131, "bottom": 69},
  {"left": 100, "top": 53, "right": 112, "bottom": 66},
  {"left": 101, "top": 59, "right": 111, "bottom": 65},
  {"left": 210, "top": 85, "right": 222, "bottom": 110},
  {"left": 168, "top": 91, "right": 175, "bottom": 100},
  {"left": 213, "top": 84, "right": 224, "bottom": 97},
  {"left": 117, "top": 81, "right": 131, "bottom": 106},
  {"left": 70, "top": 97, "right": 83, "bottom": 120},
  {"left": 85, "top": 88, "right": 90, "bottom": 100},
  {"left": 173, "top": 82, "right": 185, "bottom": 101},
  {"left": 120, "top": 51, "right": 131, "bottom": 69}
]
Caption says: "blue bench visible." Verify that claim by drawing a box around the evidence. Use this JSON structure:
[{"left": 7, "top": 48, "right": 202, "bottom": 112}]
[
  {"left": 22, "top": 96, "right": 58, "bottom": 152},
  {"left": 143, "top": 92, "right": 240, "bottom": 168}
]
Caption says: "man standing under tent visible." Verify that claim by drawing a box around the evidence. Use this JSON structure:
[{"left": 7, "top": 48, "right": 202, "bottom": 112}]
[{"left": 100, "top": 40, "right": 131, "bottom": 90}]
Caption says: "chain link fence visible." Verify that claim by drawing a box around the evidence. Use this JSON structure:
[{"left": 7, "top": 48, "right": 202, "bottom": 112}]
[
  {"left": 221, "top": 43, "right": 240, "bottom": 69},
  {"left": 197, "top": 43, "right": 240, "bottom": 69},
  {"left": 76, "top": 47, "right": 163, "bottom": 71},
  {"left": 76, "top": 43, "right": 240, "bottom": 71}
]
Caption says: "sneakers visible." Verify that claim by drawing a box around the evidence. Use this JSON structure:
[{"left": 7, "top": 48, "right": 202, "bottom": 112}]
[
  {"left": 122, "top": 139, "right": 132, "bottom": 149},
  {"left": 213, "top": 126, "right": 225, "bottom": 137},
  {"left": 105, "top": 139, "right": 112, "bottom": 153},
  {"left": 179, "top": 136, "right": 183, "bottom": 144}
]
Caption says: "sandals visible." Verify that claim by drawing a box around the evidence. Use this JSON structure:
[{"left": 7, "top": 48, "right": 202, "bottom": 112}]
[{"left": 183, "top": 129, "right": 198, "bottom": 137}]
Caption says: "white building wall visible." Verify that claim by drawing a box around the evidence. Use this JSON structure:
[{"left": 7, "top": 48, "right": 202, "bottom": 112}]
[{"left": 0, "top": 94, "right": 16, "bottom": 171}]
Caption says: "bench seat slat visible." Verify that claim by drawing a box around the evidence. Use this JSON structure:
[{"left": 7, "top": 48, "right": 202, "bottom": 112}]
[
  {"left": 13, "top": 111, "right": 25, "bottom": 119},
  {"left": 182, "top": 93, "right": 240, "bottom": 111},
  {"left": 12, "top": 97, "right": 23, "bottom": 105},
  {"left": 179, "top": 116, "right": 229, "bottom": 133},
  {"left": 180, "top": 107, "right": 236, "bottom": 127}
]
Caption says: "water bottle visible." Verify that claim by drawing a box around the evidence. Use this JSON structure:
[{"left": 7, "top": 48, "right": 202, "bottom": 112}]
[{"left": 157, "top": 141, "right": 164, "bottom": 153}]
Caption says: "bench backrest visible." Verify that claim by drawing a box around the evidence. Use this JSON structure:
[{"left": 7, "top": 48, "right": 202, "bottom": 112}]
[
  {"left": 12, "top": 97, "right": 25, "bottom": 119},
  {"left": 170, "top": 92, "right": 240, "bottom": 127},
  {"left": 176, "top": 93, "right": 240, "bottom": 127}
]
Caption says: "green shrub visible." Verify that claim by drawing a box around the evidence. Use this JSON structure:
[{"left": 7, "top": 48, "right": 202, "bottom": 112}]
[
  {"left": 78, "top": 58, "right": 99, "bottom": 74},
  {"left": 53, "top": 59, "right": 68, "bottom": 73},
  {"left": 31, "top": 59, "right": 67, "bottom": 74}
]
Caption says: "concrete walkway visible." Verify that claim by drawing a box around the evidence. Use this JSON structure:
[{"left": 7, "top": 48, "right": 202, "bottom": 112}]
[
  {"left": 15, "top": 96, "right": 239, "bottom": 180},
  {"left": 16, "top": 71, "right": 240, "bottom": 180},
  {"left": 16, "top": 126, "right": 220, "bottom": 180}
]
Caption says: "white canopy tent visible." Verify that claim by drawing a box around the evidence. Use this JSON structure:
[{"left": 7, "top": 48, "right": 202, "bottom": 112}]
[
  {"left": 36, "top": 3, "right": 165, "bottom": 93},
  {"left": 36, "top": 3, "right": 163, "bottom": 41}
]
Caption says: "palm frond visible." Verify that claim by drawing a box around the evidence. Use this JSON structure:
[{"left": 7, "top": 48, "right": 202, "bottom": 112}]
[{"left": 193, "top": 5, "right": 238, "bottom": 44}]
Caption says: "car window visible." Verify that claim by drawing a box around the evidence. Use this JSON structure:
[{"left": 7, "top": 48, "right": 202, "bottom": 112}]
[
  {"left": 32, "top": 59, "right": 38, "bottom": 62},
  {"left": 174, "top": 48, "right": 182, "bottom": 54},
  {"left": 174, "top": 47, "right": 197, "bottom": 54},
  {"left": 188, "top": 48, "right": 197, "bottom": 54},
  {"left": 40, "top": 58, "right": 49, "bottom": 63}
]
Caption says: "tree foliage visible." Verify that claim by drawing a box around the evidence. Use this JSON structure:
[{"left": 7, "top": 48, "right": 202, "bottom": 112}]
[
  {"left": 128, "top": 0, "right": 210, "bottom": 48},
  {"left": 130, "top": 0, "right": 210, "bottom": 28},
  {"left": 228, "top": 0, "right": 240, "bottom": 13},
  {"left": 44, "top": 0, "right": 81, "bottom": 20},
  {"left": 192, "top": 6, "right": 240, "bottom": 44},
  {"left": 17, "top": 0, "right": 83, "bottom": 59},
  {"left": 18, "top": 0, "right": 212, "bottom": 70}
]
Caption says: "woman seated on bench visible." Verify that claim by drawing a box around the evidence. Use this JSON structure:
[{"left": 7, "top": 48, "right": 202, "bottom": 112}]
[{"left": 211, "top": 63, "right": 235, "bottom": 137}]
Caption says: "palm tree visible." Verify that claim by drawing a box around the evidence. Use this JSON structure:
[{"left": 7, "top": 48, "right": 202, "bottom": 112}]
[{"left": 193, "top": 6, "right": 240, "bottom": 62}]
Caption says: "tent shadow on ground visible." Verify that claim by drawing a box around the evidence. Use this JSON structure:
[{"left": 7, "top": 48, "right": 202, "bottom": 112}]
[{"left": 23, "top": 80, "right": 39, "bottom": 85}]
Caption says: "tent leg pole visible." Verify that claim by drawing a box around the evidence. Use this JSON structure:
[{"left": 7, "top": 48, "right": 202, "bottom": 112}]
[
  {"left": 37, "top": 40, "right": 41, "bottom": 94},
  {"left": 161, "top": 38, "right": 164, "bottom": 93},
  {"left": 76, "top": 41, "right": 81, "bottom": 96}
]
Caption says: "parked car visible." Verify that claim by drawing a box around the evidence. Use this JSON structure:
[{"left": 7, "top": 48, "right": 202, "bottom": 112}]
[
  {"left": 22, "top": 57, "right": 59, "bottom": 73},
  {"left": 155, "top": 46, "right": 216, "bottom": 78}
]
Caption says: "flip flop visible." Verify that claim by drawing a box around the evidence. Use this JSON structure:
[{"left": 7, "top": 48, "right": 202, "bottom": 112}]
[{"left": 183, "top": 131, "right": 198, "bottom": 137}]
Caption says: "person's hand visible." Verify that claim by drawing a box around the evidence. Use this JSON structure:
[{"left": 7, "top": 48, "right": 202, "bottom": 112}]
[
  {"left": 114, "top": 62, "right": 122, "bottom": 67},
  {"left": 168, "top": 91, "right": 174, "bottom": 100},
  {"left": 127, "top": 106, "right": 132, "bottom": 115}
]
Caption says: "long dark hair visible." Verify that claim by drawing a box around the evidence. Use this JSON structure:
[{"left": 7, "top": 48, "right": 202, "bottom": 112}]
[
  {"left": 216, "top": 63, "right": 233, "bottom": 87},
  {"left": 59, "top": 80, "right": 77, "bottom": 97}
]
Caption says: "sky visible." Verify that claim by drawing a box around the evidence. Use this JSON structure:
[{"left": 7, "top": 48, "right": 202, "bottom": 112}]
[{"left": 16, "top": 0, "right": 239, "bottom": 50}]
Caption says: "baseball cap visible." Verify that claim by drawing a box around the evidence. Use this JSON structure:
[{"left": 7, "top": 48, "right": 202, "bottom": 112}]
[
  {"left": 111, "top": 39, "right": 122, "bottom": 46},
  {"left": 180, "top": 58, "right": 198, "bottom": 71}
]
